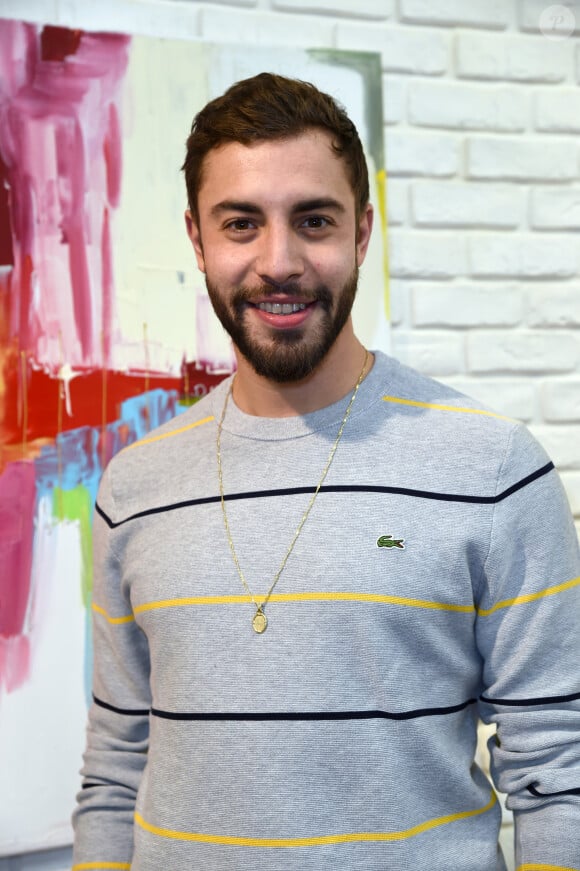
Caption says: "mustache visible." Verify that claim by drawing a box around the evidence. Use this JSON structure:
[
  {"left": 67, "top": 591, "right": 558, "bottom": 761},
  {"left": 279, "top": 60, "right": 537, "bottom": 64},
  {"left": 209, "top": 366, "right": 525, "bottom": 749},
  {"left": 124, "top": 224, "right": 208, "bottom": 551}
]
[{"left": 232, "top": 283, "right": 333, "bottom": 308}]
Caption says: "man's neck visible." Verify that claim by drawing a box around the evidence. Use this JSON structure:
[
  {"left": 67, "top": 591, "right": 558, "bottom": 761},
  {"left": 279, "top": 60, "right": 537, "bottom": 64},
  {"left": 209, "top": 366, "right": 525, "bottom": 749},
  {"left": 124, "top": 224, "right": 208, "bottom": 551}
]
[{"left": 230, "top": 329, "right": 372, "bottom": 418}]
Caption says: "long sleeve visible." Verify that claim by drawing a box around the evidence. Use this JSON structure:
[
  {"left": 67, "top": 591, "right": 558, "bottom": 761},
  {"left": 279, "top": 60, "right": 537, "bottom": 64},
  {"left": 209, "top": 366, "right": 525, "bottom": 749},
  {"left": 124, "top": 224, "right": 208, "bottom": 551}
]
[
  {"left": 475, "top": 423, "right": 580, "bottom": 869},
  {"left": 72, "top": 462, "right": 152, "bottom": 869}
]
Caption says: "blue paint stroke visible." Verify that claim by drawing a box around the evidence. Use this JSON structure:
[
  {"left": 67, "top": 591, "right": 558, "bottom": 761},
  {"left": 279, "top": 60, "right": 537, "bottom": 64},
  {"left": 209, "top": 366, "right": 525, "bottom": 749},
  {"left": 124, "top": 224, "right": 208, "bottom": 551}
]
[{"left": 34, "top": 388, "right": 184, "bottom": 704}]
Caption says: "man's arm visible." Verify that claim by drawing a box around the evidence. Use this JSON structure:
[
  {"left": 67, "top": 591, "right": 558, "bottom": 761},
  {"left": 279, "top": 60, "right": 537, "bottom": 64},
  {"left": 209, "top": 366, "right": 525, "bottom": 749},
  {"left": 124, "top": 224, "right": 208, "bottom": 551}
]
[
  {"left": 476, "top": 424, "right": 580, "bottom": 870},
  {"left": 72, "top": 462, "right": 151, "bottom": 869}
]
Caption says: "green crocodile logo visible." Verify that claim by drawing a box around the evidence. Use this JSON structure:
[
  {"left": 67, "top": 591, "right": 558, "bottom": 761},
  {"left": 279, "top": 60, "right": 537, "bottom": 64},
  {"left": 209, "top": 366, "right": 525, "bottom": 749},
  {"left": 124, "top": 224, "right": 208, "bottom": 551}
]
[{"left": 377, "top": 535, "right": 405, "bottom": 549}]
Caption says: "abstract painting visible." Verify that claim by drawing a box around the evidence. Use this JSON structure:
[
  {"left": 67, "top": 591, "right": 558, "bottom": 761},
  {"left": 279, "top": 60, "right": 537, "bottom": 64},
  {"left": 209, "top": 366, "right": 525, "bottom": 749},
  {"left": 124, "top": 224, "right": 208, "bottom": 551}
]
[{"left": 0, "top": 18, "right": 388, "bottom": 851}]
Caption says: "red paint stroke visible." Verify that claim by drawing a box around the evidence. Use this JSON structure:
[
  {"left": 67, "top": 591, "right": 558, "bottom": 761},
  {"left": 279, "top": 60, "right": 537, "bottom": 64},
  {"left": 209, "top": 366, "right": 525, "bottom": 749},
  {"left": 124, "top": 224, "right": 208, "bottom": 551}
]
[
  {"left": 0, "top": 460, "right": 36, "bottom": 692},
  {"left": 0, "top": 149, "right": 14, "bottom": 267},
  {"left": 0, "top": 361, "right": 227, "bottom": 458},
  {"left": 40, "top": 25, "right": 82, "bottom": 62}
]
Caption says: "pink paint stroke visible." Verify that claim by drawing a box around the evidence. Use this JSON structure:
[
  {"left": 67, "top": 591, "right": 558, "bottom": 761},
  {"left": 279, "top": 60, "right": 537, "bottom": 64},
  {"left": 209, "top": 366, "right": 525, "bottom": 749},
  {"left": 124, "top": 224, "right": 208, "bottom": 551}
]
[
  {"left": 0, "top": 19, "right": 130, "bottom": 370},
  {"left": 0, "top": 461, "right": 36, "bottom": 692}
]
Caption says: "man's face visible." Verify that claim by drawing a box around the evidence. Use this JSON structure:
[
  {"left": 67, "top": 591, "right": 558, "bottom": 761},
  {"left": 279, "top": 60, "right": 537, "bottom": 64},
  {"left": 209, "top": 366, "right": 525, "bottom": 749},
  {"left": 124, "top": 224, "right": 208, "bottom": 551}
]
[{"left": 186, "top": 129, "right": 373, "bottom": 383}]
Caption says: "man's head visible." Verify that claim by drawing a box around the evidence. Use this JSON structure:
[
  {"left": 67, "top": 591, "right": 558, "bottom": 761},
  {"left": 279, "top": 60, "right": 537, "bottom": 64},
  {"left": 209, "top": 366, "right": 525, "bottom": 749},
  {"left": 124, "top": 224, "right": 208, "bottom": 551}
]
[
  {"left": 182, "top": 72, "right": 369, "bottom": 225},
  {"left": 183, "top": 74, "right": 373, "bottom": 385}
]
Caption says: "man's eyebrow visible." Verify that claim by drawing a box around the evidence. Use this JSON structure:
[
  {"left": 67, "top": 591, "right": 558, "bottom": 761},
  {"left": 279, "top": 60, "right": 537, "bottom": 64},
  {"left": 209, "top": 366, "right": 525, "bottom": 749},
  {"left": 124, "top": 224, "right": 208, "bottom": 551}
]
[
  {"left": 293, "top": 198, "right": 346, "bottom": 214},
  {"left": 210, "top": 201, "right": 262, "bottom": 217},
  {"left": 210, "top": 198, "right": 347, "bottom": 217}
]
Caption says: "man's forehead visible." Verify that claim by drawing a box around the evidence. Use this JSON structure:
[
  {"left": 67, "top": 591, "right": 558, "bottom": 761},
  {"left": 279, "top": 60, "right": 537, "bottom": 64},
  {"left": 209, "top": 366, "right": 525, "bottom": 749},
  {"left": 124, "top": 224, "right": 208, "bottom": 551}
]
[{"left": 197, "top": 130, "right": 354, "bottom": 207}]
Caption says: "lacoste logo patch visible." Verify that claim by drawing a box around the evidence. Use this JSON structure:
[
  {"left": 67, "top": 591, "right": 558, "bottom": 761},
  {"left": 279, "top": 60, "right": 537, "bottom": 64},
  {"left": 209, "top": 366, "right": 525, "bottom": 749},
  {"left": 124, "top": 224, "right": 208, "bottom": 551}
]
[{"left": 377, "top": 535, "right": 405, "bottom": 549}]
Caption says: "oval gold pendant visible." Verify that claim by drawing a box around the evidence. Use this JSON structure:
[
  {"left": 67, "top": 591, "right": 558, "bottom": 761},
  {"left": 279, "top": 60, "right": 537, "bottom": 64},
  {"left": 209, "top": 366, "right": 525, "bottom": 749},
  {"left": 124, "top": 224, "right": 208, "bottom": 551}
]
[{"left": 252, "top": 610, "right": 267, "bottom": 634}]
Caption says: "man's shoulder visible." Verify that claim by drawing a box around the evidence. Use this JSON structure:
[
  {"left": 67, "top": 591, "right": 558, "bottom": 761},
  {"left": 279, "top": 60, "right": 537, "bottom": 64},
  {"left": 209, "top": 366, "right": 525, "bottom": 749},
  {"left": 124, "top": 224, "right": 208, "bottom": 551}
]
[
  {"left": 372, "top": 352, "right": 549, "bottom": 479},
  {"left": 376, "top": 352, "right": 514, "bottom": 429},
  {"left": 96, "top": 379, "right": 231, "bottom": 524}
]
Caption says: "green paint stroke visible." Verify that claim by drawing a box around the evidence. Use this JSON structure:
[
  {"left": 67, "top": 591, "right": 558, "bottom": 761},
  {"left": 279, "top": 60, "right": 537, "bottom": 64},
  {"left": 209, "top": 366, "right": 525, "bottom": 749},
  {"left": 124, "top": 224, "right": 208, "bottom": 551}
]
[{"left": 53, "top": 485, "right": 93, "bottom": 608}]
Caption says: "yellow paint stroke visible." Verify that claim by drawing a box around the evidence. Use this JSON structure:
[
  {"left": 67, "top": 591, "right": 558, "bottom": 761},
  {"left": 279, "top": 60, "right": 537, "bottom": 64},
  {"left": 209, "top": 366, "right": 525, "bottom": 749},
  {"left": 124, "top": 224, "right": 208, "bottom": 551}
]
[
  {"left": 92, "top": 603, "right": 135, "bottom": 625},
  {"left": 134, "top": 791, "right": 496, "bottom": 847},
  {"left": 376, "top": 168, "right": 390, "bottom": 323},
  {"left": 477, "top": 576, "right": 580, "bottom": 617},
  {"left": 125, "top": 415, "right": 214, "bottom": 449},
  {"left": 382, "top": 395, "right": 513, "bottom": 421},
  {"left": 133, "top": 591, "right": 475, "bottom": 616}
]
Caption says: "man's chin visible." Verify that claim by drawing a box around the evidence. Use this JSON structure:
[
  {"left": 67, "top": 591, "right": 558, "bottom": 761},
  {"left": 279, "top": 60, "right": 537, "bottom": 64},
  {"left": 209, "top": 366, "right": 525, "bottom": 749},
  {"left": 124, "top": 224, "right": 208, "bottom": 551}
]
[{"left": 232, "top": 332, "right": 330, "bottom": 383}]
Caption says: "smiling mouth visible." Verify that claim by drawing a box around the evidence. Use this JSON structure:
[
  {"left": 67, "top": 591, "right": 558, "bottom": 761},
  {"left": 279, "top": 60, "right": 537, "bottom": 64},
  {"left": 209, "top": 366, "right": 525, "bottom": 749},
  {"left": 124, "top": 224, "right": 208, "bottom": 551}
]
[{"left": 255, "top": 301, "right": 308, "bottom": 315}]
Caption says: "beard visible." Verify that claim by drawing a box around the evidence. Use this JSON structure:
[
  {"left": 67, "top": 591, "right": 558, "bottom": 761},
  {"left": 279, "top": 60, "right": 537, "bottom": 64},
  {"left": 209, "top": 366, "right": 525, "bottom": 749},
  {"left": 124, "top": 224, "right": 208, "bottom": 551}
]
[{"left": 205, "top": 267, "right": 359, "bottom": 383}]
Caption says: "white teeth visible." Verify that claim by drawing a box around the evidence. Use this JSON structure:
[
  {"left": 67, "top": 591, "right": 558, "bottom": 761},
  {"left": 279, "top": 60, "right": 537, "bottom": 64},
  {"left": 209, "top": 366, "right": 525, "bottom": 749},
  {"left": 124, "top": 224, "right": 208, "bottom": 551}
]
[{"left": 256, "top": 302, "right": 307, "bottom": 314}]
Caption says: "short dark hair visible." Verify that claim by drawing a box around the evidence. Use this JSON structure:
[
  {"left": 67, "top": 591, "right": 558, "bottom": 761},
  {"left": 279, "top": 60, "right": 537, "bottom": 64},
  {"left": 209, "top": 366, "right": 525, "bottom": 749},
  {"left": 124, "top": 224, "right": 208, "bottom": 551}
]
[{"left": 182, "top": 72, "right": 369, "bottom": 222}]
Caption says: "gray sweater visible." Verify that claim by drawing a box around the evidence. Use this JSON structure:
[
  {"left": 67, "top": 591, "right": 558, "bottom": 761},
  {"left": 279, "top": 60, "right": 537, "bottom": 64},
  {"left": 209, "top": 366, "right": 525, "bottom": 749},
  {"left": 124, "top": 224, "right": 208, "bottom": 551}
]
[{"left": 73, "top": 351, "right": 580, "bottom": 870}]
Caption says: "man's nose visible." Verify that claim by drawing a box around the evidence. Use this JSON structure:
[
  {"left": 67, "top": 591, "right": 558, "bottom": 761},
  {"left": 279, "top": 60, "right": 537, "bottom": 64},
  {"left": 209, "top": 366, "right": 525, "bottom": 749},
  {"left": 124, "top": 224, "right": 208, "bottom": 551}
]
[{"left": 255, "top": 225, "right": 304, "bottom": 287}]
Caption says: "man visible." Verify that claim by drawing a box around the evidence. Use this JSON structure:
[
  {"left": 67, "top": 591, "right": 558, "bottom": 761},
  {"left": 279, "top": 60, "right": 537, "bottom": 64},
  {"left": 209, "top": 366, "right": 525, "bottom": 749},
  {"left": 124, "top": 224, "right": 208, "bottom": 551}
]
[{"left": 73, "top": 73, "right": 580, "bottom": 870}]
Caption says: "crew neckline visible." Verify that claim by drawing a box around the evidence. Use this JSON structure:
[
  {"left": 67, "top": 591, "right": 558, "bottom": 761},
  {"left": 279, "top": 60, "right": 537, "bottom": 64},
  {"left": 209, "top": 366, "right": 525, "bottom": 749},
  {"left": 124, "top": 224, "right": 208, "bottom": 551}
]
[{"left": 208, "top": 350, "right": 395, "bottom": 442}]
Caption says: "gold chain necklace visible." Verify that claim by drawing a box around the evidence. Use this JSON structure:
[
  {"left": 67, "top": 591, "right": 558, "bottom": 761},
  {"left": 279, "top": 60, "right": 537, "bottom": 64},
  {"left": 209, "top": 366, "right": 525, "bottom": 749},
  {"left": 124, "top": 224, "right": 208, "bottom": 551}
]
[{"left": 216, "top": 349, "right": 369, "bottom": 634}]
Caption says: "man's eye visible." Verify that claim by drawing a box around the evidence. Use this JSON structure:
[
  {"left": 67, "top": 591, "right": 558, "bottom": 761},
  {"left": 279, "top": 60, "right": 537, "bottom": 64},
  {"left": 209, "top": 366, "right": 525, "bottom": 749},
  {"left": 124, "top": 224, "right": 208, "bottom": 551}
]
[
  {"left": 302, "top": 216, "right": 329, "bottom": 229},
  {"left": 226, "top": 219, "right": 254, "bottom": 232}
]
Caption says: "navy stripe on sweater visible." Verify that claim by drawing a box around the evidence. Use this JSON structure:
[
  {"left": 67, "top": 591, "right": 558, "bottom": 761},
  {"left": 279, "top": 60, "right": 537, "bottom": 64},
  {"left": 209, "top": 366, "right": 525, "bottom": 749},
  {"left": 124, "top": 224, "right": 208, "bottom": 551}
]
[
  {"left": 96, "top": 462, "right": 554, "bottom": 529},
  {"left": 528, "top": 783, "right": 580, "bottom": 798},
  {"left": 93, "top": 689, "right": 580, "bottom": 720},
  {"left": 480, "top": 689, "right": 580, "bottom": 707},
  {"left": 91, "top": 695, "right": 476, "bottom": 721}
]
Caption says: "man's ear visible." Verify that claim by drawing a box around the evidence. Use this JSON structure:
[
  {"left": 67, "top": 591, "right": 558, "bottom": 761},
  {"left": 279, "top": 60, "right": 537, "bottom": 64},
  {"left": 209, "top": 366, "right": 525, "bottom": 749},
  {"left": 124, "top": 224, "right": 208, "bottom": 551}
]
[
  {"left": 356, "top": 203, "right": 374, "bottom": 268},
  {"left": 185, "top": 209, "right": 206, "bottom": 273}
]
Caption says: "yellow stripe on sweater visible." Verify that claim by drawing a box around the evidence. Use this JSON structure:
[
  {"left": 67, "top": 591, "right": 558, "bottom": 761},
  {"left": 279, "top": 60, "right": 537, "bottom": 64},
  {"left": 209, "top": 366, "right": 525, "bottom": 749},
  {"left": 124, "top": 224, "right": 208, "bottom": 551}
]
[
  {"left": 382, "top": 395, "right": 512, "bottom": 420},
  {"left": 135, "top": 792, "right": 495, "bottom": 847},
  {"left": 477, "top": 576, "right": 580, "bottom": 616},
  {"left": 517, "top": 865, "right": 580, "bottom": 871},
  {"left": 72, "top": 864, "right": 131, "bottom": 870},
  {"left": 94, "top": 578, "right": 580, "bottom": 625},
  {"left": 133, "top": 591, "right": 475, "bottom": 616},
  {"left": 92, "top": 603, "right": 135, "bottom": 624},
  {"left": 125, "top": 415, "right": 214, "bottom": 449}
]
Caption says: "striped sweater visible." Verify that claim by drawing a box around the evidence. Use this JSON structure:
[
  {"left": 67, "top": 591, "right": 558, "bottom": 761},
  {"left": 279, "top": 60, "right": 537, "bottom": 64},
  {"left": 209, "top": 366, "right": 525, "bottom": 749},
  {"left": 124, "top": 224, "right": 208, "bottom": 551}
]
[{"left": 72, "top": 350, "right": 580, "bottom": 871}]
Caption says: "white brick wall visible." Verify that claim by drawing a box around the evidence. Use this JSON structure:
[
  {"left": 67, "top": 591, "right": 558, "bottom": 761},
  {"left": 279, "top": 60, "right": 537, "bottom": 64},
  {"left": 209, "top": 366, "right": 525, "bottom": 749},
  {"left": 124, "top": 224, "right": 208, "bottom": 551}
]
[
  {"left": 542, "top": 378, "right": 580, "bottom": 421},
  {"left": 466, "top": 136, "right": 578, "bottom": 181},
  {"left": 411, "top": 182, "right": 524, "bottom": 228},
  {"left": 399, "top": 0, "right": 511, "bottom": 29},
  {"left": 519, "top": 0, "right": 580, "bottom": 36},
  {"left": 411, "top": 283, "right": 526, "bottom": 325},
  {"left": 273, "top": 0, "right": 393, "bottom": 18},
  {"left": 336, "top": 23, "right": 450, "bottom": 74},
  {"left": 408, "top": 81, "right": 528, "bottom": 131},
  {"left": 530, "top": 187, "right": 580, "bottom": 229},
  {"left": 468, "top": 234, "right": 578, "bottom": 278},
  {"left": 456, "top": 30, "right": 572, "bottom": 82},
  {"left": 386, "top": 131, "right": 461, "bottom": 176},
  {"left": 535, "top": 88, "right": 580, "bottom": 131}
]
